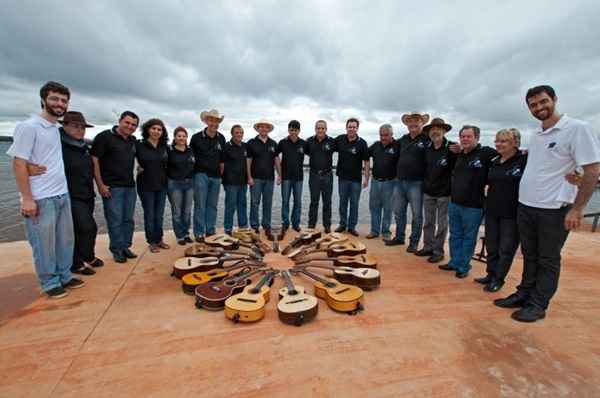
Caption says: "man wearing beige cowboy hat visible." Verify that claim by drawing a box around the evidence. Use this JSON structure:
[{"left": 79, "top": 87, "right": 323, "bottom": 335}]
[
  {"left": 386, "top": 112, "right": 430, "bottom": 252},
  {"left": 246, "top": 119, "right": 281, "bottom": 239},
  {"left": 190, "top": 109, "right": 226, "bottom": 242}
]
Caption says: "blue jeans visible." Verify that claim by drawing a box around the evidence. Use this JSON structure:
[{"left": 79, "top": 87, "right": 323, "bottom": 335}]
[
  {"left": 193, "top": 172, "right": 221, "bottom": 237},
  {"left": 281, "top": 179, "right": 303, "bottom": 228},
  {"left": 448, "top": 202, "right": 483, "bottom": 273},
  {"left": 102, "top": 186, "right": 136, "bottom": 255},
  {"left": 224, "top": 184, "right": 248, "bottom": 232},
  {"left": 338, "top": 179, "right": 362, "bottom": 230},
  {"left": 393, "top": 180, "right": 424, "bottom": 245},
  {"left": 138, "top": 188, "right": 167, "bottom": 244},
  {"left": 24, "top": 193, "right": 74, "bottom": 292},
  {"left": 369, "top": 179, "right": 395, "bottom": 236},
  {"left": 250, "top": 179, "right": 274, "bottom": 229},
  {"left": 167, "top": 178, "right": 193, "bottom": 240}
]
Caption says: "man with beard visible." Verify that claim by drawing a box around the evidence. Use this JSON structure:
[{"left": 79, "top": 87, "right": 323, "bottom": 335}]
[
  {"left": 494, "top": 85, "right": 600, "bottom": 322},
  {"left": 7, "top": 81, "right": 85, "bottom": 298}
]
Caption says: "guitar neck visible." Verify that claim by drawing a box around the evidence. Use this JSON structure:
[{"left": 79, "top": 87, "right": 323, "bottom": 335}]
[
  {"left": 221, "top": 255, "right": 247, "bottom": 263},
  {"left": 229, "top": 267, "right": 267, "bottom": 284},
  {"left": 251, "top": 272, "right": 274, "bottom": 292},
  {"left": 281, "top": 270, "right": 298, "bottom": 293},
  {"left": 298, "top": 268, "right": 336, "bottom": 287}
]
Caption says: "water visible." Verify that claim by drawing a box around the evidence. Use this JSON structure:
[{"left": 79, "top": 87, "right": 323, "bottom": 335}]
[{"left": 1, "top": 141, "right": 599, "bottom": 243}]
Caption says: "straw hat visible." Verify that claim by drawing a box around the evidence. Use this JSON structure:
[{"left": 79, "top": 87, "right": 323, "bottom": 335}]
[
  {"left": 253, "top": 119, "right": 274, "bottom": 133},
  {"left": 200, "top": 109, "right": 224, "bottom": 123},
  {"left": 401, "top": 112, "right": 430, "bottom": 125}
]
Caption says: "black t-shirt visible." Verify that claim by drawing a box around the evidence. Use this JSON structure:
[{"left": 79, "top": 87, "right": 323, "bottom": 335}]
[
  {"left": 90, "top": 127, "right": 136, "bottom": 188},
  {"left": 167, "top": 145, "right": 194, "bottom": 181},
  {"left": 305, "top": 135, "right": 337, "bottom": 173},
  {"left": 221, "top": 140, "right": 248, "bottom": 186},
  {"left": 369, "top": 141, "right": 399, "bottom": 180},
  {"left": 61, "top": 129, "right": 94, "bottom": 201},
  {"left": 423, "top": 139, "right": 457, "bottom": 197},
  {"left": 189, "top": 128, "right": 226, "bottom": 178},
  {"left": 246, "top": 136, "right": 278, "bottom": 180},
  {"left": 135, "top": 140, "right": 168, "bottom": 191},
  {"left": 451, "top": 144, "right": 497, "bottom": 208},
  {"left": 335, "top": 135, "right": 369, "bottom": 182},
  {"left": 486, "top": 152, "right": 527, "bottom": 219},
  {"left": 396, "top": 133, "right": 430, "bottom": 181},
  {"left": 276, "top": 137, "right": 306, "bottom": 181}
]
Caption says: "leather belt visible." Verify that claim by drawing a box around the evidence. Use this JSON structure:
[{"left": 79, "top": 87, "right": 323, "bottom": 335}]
[{"left": 312, "top": 169, "right": 332, "bottom": 176}]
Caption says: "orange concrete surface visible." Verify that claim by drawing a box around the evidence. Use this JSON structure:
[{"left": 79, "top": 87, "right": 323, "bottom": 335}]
[{"left": 1, "top": 227, "right": 600, "bottom": 397}]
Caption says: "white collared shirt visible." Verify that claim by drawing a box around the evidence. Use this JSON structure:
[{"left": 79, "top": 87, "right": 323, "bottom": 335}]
[
  {"left": 519, "top": 114, "right": 600, "bottom": 209},
  {"left": 7, "top": 114, "right": 68, "bottom": 200}
]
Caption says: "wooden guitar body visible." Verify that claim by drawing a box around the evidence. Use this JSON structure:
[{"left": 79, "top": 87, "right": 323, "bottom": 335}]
[
  {"left": 195, "top": 279, "right": 249, "bottom": 311},
  {"left": 277, "top": 285, "right": 319, "bottom": 326},
  {"left": 333, "top": 267, "right": 381, "bottom": 290},
  {"left": 204, "top": 234, "right": 242, "bottom": 250},
  {"left": 181, "top": 269, "right": 228, "bottom": 295},
  {"left": 172, "top": 257, "right": 220, "bottom": 278},
  {"left": 224, "top": 273, "right": 274, "bottom": 322},
  {"left": 334, "top": 254, "right": 378, "bottom": 269},
  {"left": 312, "top": 277, "right": 364, "bottom": 313}
]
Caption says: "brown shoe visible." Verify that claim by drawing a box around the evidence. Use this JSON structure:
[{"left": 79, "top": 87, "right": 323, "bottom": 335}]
[
  {"left": 366, "top": 233, "right": 379, "bottom": 239},
  {"left": 149, "top": 244, "right": 160, "bottom": 253},
  {"left": 158, "top": 242, "right": 170, "bottom": 249}
]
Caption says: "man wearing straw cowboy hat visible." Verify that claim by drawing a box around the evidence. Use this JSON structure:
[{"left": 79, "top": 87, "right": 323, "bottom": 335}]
[
  {"left": 386, "top": 112, "right": 430, "bottom": 252},
  {"left": 246, "top": 119, "right": 282, "bottom": 239},
  {"left": 190, "top": 109, "right": 226, "bottom": 242}
]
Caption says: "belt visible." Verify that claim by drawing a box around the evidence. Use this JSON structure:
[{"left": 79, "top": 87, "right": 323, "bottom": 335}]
[
  {"left": 312, "top": 169, "right": 332, "bottom": 176},
  {"left": 374, "top": 176, "right": 395, "bottom": 182}
]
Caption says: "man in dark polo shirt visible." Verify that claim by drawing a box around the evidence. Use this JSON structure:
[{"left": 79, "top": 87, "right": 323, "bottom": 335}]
[
  {"left": 439, "top": 125, "right": 497, "bottom": 278},
  {"left": 367, "top": 124, "right": 398, "bottom": 240},
  {"left": 91, "top": 110, "right": 139, "bottom": 263},
  {"left": 386, "top": 112, "right": 430, "bottom": 252},
  {"left": 418, "top": 118, "right": 457, "bottom": 263},
  {"left": 276, "top": 120, "right": 306, "bottom": 235},
  {"left": 221, "top": 125, "right": 249, "bottom": 235},
  {"left": 335, "top": 118, "right": 370, "bottom": 237},
  {"left": 246, "top": 119, "right": 281, "bottom": 239},
  {"left": 305, "top": 120, "right": 337, "bottom": 233},
  {"left": 190, "top": 109, "right": 226, "bottom": 241}
]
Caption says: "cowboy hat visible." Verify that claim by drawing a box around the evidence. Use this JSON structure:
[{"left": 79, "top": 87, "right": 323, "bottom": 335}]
[
  {"left": 59, "top": 111, "right": 94, "bottom": 128},
  {"left": 200, "top": 109, "right": 224, "bottom": 123},
  {"left": 422, "top": 117, "right": 452, "bottom": 133},
  {"left": 401, "top": 112, "right": 430, "bottom": 125},
  {"left": 253, "top": 119, "right": 274, "bottom": 133}
]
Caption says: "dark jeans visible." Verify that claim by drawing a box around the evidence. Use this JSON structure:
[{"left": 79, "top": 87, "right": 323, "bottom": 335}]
[
  {"left": 308, "top": 171, "right": 333, "bottom": 228},
  {"left": 516, "top": 204, "right": 570, "bottom": 309},
  {"left": 102, "top": 186, "right": 136, "bottom": 255},
  {"left": 338, "top": 178, "right": 361, "bottom": 230},
  {"left": 138, "top": 188, "right": 167, "bottom": 245},
  {"left": 393, "top": 179, "right": 424, "bottom": 246},
  {"left": 369, "top": 179, "right": 395, "bottom": 236},
  {"left": 250, "top": 179, "right": 274, "bottom": 229},
  {"left": 71, "top": 198, "right": 98, "bottom": 269},
  {"left": 281, "top": 179, "right": 303, "bottom": 228},
  {"left": 193, "top": 172, "right": 221, "bottom": 237},
  {"left": 485, "top": 214, "right": 519, "bottom": 282},
  {"left": 423, "top": 194, "right": 449, "bottom": 256},
  {"left": 167, "top": 178, "right": 193, "bottom": 240},
  {"left": 448, "top": 202, "right": 483, "bottom": 273},
  {"left": 224, "top": 184, "right": 248, "bottom": 232}
]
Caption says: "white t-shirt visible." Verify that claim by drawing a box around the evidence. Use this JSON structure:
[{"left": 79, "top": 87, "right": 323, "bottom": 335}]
[
  {"left": 6, "top": 114, "right": 68, "bottom": 200},
  {"left": 519, "top": 115, "right": 600, "bottom": 209}
]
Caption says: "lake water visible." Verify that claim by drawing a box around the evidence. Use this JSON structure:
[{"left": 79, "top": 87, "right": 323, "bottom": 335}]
[{"left": 1, "top": 142, "right": 599, "bottom": 243}]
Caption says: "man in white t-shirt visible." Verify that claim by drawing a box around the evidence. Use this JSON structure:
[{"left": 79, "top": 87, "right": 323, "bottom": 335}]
[
  {"left": 7, "top": 81, "right": 85, "bottom": 299},
  {"left": 494, "top": 85, "right": 600, "bottom": 322}
]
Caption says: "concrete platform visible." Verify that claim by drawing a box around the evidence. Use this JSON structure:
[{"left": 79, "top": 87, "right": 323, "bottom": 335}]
[{"left": 1, "top": 227, "right": 600, "bottom": 397}]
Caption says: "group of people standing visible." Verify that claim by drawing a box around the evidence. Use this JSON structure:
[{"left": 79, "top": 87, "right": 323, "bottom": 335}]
[{"left": 8, "top": 81, "right": 600, "bottom": 323}]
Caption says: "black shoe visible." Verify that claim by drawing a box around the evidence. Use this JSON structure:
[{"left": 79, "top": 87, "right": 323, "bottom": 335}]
[
  {"left": 415, "top": 249, "right": 433, "bottom": 257},
  {"left": 46, "top": 286, "right": 68, "bottom": 299},
  {"left": 264, "top": 228, "right": 274, "bottom": 240},
  {"left": 484, "top": 280, "right": 504, "bottom": 293},
  {"left": 292, "top": 226, "right": 301, "bottom": 232},
  {"left": 438, "top": 263, "right": 455, "bottom": 271},
  {"left": 324, "top": 226, "right": 331, "bottom": 234},
  {"left": 113, "top": 252, "right": 127, "bottom": 263},
  {"left": 406, "top": 245, "right": 418, "bottom": 253},
  {"left": 195, "top": 235, "right": 205, "bottom": 243},
  {"left": 347, "top": 229, "right": 359, "bottom": 237},
  {"left": 123, "top": 248, "right": 137, "bottom": 259},
  {"left": 177, "top": 239, "right": 187, "bottom": 246},
  {"left": 63, "top": 278, "right": 85, "bottom": 289},
  {"left": 86, "top": 258, "right": 104, "bottom": 268},
  {"left": 184, "top": 236, "right": 193, "bottom": 244},
  {"left": 427, "top": 254, "right": 444, "bottom": 263},
  {"left": 72, "top": 266, "right": 96, "bottom": 276},
  {"left": 224, "top": 230, "right": 232, "bottom": 236},
  {"left": 334, "top": 225, "right": 346, "bottom": 233},
  {"left": 252, "top": 228, "right": 260, "bottom": 234},
  {"left": 493, "top": 293, "right": 527, "bottom": 309},
  {"left": 455, "top": 270, "right": 469, "bottom": 279},
  {"left": 474, "top": 274, "right": 492, "bottom": 285},
  {"left": 384, "top": 238, "right": 405, "bottom": 246},
  {"left": 511, "top": 304, "right": 546, "bottom": 323}
]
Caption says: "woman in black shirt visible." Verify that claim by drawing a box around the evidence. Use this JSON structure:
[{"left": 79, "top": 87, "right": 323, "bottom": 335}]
[
  {"left": 167, "top": 127, "right": 195, "bottom": 245},
  {"left": 136, "top": 119, "right": 169, "bottom": 253}
]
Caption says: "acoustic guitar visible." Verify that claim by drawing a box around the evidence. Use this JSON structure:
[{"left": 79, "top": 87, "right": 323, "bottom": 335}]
[
  {"left": 295, "top": 254, "right": 377, "bottom": 269},
  {"left": 181, "top": 262, "right": 263, "bottom": 295},
  {"left": 295, "top": 263, "right": 381, "bottom": 290},
  {"left": 232, "top": 229, "right": 272, "bottom": 254},
  {"left": 205, "top": 234, "right": 265, "bottom": 255},
  {"left": 292, "top": 268, "right": 364, "bottom": 314},
  {"left": 172, "top": 255, "right": 252, "bottom": 279},
  {"left": 184, "top": 244, "right": 261, "bottom": 259},
  {"left": 290, "top": 241, "right": 367, "bottom": 262},
  {"left": 286, "top": 233, "right": 349, "bottom": 259},
  {"left": 195, "top": 267, "right": 269, "bottom": 311},
  {"left": 224, "top": 271, "right": 277, "bottom": 323},
  {"left": 280, "top": 229, "right": 322, "bottom": 255},
  {"left": 277, "top": 270, "right": 318, "bottom": 326}
]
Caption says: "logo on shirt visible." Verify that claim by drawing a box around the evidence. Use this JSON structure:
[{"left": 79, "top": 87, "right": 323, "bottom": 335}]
[
  {"left": 269, "top": 146, "right": 275, "bottom": 153},
  {"left": 243, "top": 150, "right": 247, "bottom": 157},
  {"left": 416, "top": 141, "right": 425, "bottom": 149},
  {"left": 386, "top": 147, "right": 395, "bottom": 155},
  {"left": 437, "top": 157, "right": 448, "bottom": 166},
  {"left": 469, "top": 158, "right": 482, "bottom": 168},
  {"left": 350, "top": 147, "right": 357, "bottom": 154},
  {"left": 507, "top": 167, "right": 522, "bottom": 177},
  {"left": 297, "top": 147, "right": 304, "bottom": 154},
  {"left": 216, "top": 143, "right": 222, "bottom": 151},
  {"left": 324, "top": 143, "right": 331, "bottom": 151}
]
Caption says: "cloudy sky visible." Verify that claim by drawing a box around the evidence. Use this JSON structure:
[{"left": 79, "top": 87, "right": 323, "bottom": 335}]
[{"left": 1, "top": 0, "right": 600, "bottom": 145}]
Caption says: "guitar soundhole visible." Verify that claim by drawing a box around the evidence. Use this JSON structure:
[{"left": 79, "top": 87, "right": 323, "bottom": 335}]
[
  {"left": 361, "top": 270, "right": 368, "bottom": 275},
  {"left": 237, "top": 298, "right": 257, "bottom": 303},
  {"left": 286, "top": 298, "right": 308, "bottom": 304},
  {"left": 335, "top": 288, "right": 350, "bottom": 294}
]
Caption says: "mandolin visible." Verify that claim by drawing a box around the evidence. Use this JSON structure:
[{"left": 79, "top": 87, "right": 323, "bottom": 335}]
[
  {"left": 290, "top": 240, "right": 367, "bottom": 262},
  {"left": 184, "top": 244, "right": 261, "bottom": 259},
  {"left": 180, "top": 262, "right": 263, "bottom": 295},
  {"left": 277, "top": 270, "right": 319, "bottom": 326},
  {"left": 172, "top": 255, "right": 252, "bottom": 279},
  {"left": 292, "top": 268, "right": 364, "bottom": 314},
  {"left": 280, "top": 229, "right": 322, "bottom": 255},
  {"left": 224, "top": 271, "right": 277, "bottom": 323},
  {"left": 195, "top": 267, "right": 269, "bottom": 311},
  {"left": 295, "top": 254, "right": 377, "bottom": 269},
  {"left": 295, "top": 263, "right": 381, "bottom": 290}
]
